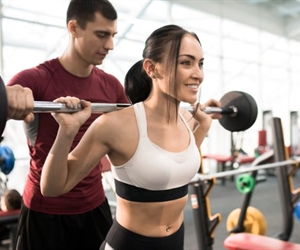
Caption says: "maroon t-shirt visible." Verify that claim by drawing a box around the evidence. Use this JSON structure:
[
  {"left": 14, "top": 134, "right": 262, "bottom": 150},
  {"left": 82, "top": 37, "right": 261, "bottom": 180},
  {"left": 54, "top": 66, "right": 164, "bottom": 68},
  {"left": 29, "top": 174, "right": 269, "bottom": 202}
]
[{"left": 8, "top": 58, "right": 129, "bottom": 214}]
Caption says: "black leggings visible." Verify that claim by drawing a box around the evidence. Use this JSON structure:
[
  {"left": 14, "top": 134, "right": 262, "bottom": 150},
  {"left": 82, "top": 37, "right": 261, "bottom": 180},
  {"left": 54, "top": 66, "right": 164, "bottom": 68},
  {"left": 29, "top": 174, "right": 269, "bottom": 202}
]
[{"left": 100, "top": 220, "right": 184, "bottom": 250}]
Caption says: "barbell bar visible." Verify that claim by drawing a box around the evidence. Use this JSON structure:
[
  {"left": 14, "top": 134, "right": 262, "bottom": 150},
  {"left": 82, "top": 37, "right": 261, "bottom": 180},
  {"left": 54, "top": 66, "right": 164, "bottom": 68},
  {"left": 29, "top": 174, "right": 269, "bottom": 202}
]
[
  {"left": 32, "top": 90, "right": 257, "bottom": 132},
  {"left": 190, "top": 156, "right": 298, "bottom": 184},
  {"left": 33, "top": 101, "right": 236, "bottom": 115}
]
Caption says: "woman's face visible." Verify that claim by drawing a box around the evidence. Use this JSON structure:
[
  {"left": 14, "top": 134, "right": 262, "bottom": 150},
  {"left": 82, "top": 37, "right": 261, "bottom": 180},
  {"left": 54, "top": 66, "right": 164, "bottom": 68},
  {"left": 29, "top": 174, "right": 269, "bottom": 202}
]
[
  {"left": 175, "top": 34, "right": 204, "bottom": 104},
  {"left": 150, "top": 33, "right": 203, "bottom": 105}
]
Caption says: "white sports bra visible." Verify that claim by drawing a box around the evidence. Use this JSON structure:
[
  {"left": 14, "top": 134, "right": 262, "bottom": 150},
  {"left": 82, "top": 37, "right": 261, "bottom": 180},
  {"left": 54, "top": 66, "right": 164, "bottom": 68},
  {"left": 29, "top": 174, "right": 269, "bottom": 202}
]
[{"left": 111, "top": 102, "right": 200, "bottom": 202}]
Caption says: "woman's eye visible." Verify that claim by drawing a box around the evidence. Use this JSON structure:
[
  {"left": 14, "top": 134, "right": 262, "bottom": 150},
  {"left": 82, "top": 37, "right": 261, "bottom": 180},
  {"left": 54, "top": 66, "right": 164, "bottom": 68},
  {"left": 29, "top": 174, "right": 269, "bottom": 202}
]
[
  {"left": 181, "top": 61, "right": 191, "bottom": 66},
  {"left": 198, "top": 62, "right": 204, "bottom": 68}
]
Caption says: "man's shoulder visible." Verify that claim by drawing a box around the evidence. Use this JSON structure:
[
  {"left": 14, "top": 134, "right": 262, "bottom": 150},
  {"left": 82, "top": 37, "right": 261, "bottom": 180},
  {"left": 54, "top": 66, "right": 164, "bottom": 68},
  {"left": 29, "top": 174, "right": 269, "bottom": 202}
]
[
  {"left": 36, "top": 58, "right": 60, "bottom": 73},
  {"left": 92, "top": 66, "right": 120, "bottom": 84},
  {"left": 14, "top": 58, "right": 59, "bottom": 79}
]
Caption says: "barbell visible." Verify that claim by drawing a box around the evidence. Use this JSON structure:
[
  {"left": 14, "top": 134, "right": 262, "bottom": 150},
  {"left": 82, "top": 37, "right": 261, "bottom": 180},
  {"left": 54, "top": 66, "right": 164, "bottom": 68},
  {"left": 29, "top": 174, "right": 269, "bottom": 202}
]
[
  {"left": 0, "top": 75, "right": 258, "bottom": 133},
  {"left": 33, "top": 101, "right": 235, "bottom": 114},
  {"left": 190, "top": 155, "right": 298, "bottom": 185},
  {"left": 32, "top": 90, "right": 257, "bottom": 132}
]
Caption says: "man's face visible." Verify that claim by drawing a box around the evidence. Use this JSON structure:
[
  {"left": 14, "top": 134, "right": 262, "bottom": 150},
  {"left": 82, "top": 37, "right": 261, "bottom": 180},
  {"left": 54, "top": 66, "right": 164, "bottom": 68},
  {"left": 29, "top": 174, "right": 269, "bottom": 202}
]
[{"left": 73, "top": 12, "right": 117, "bottom": 66}]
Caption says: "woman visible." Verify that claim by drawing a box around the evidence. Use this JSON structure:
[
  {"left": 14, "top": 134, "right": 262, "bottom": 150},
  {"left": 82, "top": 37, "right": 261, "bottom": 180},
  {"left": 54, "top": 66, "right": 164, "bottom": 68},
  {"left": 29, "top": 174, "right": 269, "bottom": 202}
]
[{"left": 40, "top": 24, "right": 221, "bottom": 250}]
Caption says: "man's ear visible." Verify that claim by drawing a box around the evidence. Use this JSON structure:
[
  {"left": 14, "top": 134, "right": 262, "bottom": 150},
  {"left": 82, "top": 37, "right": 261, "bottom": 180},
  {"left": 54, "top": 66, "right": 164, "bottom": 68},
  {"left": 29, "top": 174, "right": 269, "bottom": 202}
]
[{"left": 68, "top": 20, "right": 78, "bottom": 37}]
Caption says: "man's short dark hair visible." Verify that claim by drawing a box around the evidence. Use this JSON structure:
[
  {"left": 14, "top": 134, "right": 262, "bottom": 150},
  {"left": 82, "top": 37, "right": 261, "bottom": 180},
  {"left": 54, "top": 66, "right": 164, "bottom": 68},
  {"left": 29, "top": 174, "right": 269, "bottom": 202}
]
[{"left": 66, "top": 0, "right": 117, "bottom": 29}]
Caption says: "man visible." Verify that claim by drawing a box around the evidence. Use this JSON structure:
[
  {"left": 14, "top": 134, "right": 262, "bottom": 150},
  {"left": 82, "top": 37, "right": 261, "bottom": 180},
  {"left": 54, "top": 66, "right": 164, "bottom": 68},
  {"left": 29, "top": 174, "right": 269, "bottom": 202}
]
[
  {"left": 0, "top": 79, "right": 34, "bottom": 135},
  {"left": 7, "top": 0, "right": 128, "bottom": 249}
]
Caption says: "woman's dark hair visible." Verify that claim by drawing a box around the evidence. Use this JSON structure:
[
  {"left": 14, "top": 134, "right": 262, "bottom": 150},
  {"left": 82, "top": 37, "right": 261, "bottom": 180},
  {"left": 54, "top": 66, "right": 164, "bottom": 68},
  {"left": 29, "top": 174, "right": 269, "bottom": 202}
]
[
  {"left": 124, "top": 60, "right": 152, "bottom": 104},
  {"left": 66, "top": 0, "right": 117, "bottom": 29},
  {"left": 125, "top": 25, "right": 201, "bottom": 117}
]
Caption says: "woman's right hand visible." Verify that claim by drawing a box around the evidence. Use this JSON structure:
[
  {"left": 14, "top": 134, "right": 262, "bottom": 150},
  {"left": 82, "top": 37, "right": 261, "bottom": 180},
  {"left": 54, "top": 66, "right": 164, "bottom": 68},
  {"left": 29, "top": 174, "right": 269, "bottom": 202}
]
[{"left": 51, "top": 96, "right": 91, "bottom": 132}]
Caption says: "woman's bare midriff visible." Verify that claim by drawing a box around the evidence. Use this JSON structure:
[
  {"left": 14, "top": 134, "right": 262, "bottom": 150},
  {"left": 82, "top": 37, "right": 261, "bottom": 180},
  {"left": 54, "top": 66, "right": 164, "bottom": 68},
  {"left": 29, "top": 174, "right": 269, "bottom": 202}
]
[{"left": 115, "top": 195, "right": 188, "bottom": 237}]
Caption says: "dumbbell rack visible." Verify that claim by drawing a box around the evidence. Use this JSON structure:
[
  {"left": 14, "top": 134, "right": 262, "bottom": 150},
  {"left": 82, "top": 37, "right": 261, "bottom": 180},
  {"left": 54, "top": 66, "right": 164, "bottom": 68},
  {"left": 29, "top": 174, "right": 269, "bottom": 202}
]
[{"left": 189, "top": 117, "right": 300, "bottom": 250}]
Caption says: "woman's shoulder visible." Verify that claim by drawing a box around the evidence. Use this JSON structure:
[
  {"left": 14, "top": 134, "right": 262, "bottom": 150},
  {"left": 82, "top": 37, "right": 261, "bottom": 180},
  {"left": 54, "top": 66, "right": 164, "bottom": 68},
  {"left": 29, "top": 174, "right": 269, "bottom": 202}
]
[
  {"left": 91, "top": 106, "right": 137, "bottom": 147},
  {"left": 94, "top": 106, "right": 135, "bottom": 129}
]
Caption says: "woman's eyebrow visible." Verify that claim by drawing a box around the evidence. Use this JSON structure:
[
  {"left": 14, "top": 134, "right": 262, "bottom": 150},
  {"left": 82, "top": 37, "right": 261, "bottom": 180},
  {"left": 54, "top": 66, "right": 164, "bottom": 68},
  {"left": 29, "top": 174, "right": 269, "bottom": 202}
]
[{"left": 179, "top": 54, "right": 204, "bottom": 62}]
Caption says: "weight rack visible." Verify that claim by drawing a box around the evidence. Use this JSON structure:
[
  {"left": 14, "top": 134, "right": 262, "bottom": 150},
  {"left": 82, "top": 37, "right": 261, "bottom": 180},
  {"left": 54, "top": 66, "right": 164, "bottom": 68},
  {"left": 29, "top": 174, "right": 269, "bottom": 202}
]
[{"left": 189, "top": 117, "right": 300, "bottom": 250}]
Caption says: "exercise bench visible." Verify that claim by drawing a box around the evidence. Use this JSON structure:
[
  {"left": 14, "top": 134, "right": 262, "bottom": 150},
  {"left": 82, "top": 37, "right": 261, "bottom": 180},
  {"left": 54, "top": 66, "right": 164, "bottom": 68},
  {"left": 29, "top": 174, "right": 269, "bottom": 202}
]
[
  {"left": 224, "top": 233, "right": 300, "bottom": 250},
  {"left": 0, "top": 209, "right": 20, "bottom": 250},
  {"left": 204, "top": 154, "right": 255, "bottom": 185}
]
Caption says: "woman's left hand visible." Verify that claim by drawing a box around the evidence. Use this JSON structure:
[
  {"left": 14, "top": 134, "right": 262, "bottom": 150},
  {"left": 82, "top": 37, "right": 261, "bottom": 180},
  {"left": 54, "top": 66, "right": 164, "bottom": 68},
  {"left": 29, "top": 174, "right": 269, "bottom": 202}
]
[
  {"left": 200, "top": 99, "right": 222, "bottom": 120},
  {"left": 192, "top": 99, "right": 222, "bottom": 124}
]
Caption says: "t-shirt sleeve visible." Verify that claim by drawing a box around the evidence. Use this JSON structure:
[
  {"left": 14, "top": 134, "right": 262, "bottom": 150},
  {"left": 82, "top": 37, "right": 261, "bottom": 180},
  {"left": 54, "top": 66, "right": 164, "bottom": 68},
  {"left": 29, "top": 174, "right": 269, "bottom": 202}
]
[{"left": 7, "top": 68, "right": 48, "bottom": 101}]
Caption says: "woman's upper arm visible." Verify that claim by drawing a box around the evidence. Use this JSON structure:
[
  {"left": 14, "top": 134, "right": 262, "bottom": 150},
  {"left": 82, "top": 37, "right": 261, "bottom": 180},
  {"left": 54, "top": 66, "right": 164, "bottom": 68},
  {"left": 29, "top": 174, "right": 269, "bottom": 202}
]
[{"left": 67, "top": 115, "right": 112, "bottom": 182}]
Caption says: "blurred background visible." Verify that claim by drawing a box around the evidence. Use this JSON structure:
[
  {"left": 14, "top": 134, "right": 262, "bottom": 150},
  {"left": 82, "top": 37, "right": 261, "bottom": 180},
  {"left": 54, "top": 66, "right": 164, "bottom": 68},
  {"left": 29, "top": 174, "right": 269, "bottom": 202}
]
[{"left": 1, "top": 0, "right": 300, "bottom": 194}]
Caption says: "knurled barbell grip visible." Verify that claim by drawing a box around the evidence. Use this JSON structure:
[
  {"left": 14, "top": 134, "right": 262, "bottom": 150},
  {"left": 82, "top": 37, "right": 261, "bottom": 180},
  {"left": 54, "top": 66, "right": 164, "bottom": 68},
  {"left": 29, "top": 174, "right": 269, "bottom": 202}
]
[{"left": 33, "top": 101, "right": 236, "bottom": 115}]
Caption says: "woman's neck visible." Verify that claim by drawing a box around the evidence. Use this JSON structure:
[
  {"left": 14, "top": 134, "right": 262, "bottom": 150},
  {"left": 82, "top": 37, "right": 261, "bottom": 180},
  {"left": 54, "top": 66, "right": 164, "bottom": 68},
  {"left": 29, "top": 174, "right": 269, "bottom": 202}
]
[{"left": 143, "top": 99, "right": 180, "bottom": 124}]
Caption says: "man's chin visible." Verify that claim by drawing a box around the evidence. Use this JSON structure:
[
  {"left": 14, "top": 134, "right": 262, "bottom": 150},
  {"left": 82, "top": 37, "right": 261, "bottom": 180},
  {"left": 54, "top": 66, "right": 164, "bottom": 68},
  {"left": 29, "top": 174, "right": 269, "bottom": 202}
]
[{"left": 92, "top": 60, "right": 103, "bottom": 66}]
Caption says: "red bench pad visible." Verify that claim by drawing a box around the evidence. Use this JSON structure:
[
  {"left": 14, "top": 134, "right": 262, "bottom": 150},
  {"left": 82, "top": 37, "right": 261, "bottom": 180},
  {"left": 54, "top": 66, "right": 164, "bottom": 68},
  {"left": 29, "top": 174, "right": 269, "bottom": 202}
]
[
  {"left": 224, "top": 233, "right": 300, "bottom": 250},
  {"left": 0, "top": 209, "right": 20, "bottom": 225}
]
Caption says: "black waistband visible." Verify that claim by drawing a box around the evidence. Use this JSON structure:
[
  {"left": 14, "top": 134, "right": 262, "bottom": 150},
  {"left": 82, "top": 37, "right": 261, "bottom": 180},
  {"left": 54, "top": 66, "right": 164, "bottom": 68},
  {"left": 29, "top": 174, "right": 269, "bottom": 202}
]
[
  {"left": 114, "top": 179, "right": 188, "bottom": 202},
  {"left": 104, "top": 220, "right": 184, "bottom": 250}
]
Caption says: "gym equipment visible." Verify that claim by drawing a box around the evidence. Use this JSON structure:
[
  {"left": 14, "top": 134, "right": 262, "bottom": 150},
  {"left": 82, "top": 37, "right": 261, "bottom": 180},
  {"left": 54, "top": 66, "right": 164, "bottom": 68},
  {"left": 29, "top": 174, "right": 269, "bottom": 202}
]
[
  {"left": 271, "top": 118, "right": 299, "bottom": 241},
  {"left": 224, "top": 233, "right": 300, "bottom": 250},
  {"left": 190, "top": 156, "right": 296, "bottom": 182},
  {"left": 294, "top": 201, "right": 300, "bottom": 222},
  {"left": 0, "top": 77, "right": 8, "bottom": 135},
  {"left": 235, "top": 174, "right": 255, "bottom": 194},
  {"left": 226, "top": 206, "right": 267, "bottom": 235},
  {"left": 189, "top": 117, "right": 300, "bottom": 250},
  {"left": 32, "top": 90, "right": 257, "bottom": 132},
  {"left": 219, "top": 91, "right": 257, "bottom": 132},
  {"left": 0, "top": 209, "right": 20, "bottom": 250},
  {"left": 204, "top": 154, "right": 255, "bottom": 186},
  {"left": 189, "top": 149, "right": 273, "bottom": 250},
  {"left": 0, "top": 146, "right": 15, "bottom": 175}
]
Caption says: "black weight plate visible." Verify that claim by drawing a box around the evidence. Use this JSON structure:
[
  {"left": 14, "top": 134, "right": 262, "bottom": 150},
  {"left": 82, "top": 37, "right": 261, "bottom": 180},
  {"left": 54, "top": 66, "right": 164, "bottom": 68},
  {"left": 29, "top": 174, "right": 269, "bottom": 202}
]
[
  {"left": 219, "top": 91, "right": 258, "bottom": 132},
  {"left": 0, "top": 76, "right": 8, "bottom": 135}
]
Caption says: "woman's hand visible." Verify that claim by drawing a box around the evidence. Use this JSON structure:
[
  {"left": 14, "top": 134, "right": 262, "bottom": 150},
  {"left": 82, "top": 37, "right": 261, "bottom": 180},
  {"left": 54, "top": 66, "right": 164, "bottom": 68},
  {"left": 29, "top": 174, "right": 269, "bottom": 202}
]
[
  {"left": 191, "top": 99, "right": 221, "bottom": 147},
  {"left": 201, "top": 99, "right": 222, "bottom": 120},
  {"left": 52, "top": 96, "right": 91, "bottom": 133},
  {"left": 192, "top": 99, "right": 222, "bottom": 124}
]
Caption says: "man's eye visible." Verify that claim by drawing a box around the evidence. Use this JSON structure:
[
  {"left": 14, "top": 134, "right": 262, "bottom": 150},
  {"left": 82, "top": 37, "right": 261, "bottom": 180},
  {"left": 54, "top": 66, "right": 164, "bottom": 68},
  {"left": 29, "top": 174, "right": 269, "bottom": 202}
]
[{"left": 96, "top": 33, "right": 106, "bottom": 38}]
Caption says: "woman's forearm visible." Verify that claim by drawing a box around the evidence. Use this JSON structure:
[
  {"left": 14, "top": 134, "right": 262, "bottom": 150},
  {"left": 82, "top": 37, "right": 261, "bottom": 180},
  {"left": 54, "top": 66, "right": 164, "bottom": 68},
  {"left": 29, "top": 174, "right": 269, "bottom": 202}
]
[{"left": 40, "top": 126, "right": 78, "bottom": 197}]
